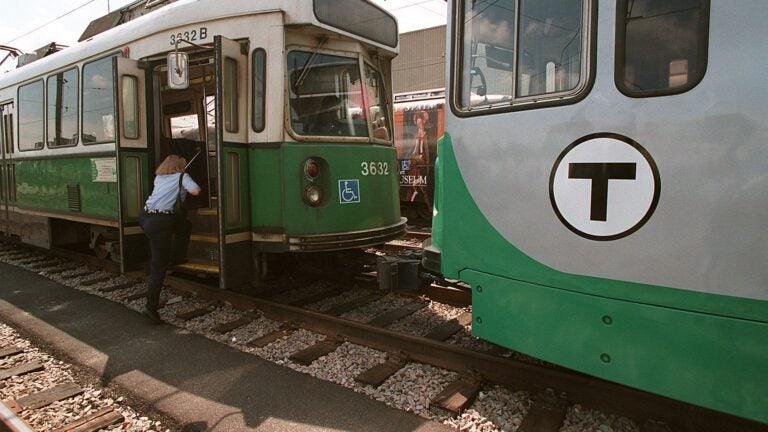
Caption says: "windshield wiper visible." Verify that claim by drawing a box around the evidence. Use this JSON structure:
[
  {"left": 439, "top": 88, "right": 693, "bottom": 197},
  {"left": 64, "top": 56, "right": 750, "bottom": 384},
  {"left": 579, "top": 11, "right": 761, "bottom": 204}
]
[{"left": 294, "top": 37, "right": 327, "bottom": 90}]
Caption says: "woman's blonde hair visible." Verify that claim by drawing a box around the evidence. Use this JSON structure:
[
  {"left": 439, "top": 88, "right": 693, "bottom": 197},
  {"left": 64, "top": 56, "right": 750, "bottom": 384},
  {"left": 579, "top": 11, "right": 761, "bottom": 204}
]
[{"left": 155, "top": 154, "right": 187, "bottom": 175}]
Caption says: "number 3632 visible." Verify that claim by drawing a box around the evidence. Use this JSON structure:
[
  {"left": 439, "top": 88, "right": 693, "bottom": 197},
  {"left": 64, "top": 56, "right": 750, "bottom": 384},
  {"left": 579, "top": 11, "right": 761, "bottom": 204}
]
[{"left": 360, "top": 162, "right": 389, "bottom": 176}]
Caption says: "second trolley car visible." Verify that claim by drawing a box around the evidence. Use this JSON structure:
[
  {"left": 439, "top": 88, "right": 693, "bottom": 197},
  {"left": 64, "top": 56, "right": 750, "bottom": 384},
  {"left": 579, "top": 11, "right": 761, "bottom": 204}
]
[{"left": 427, "top": 0, "right": 768, "bottom": 424}]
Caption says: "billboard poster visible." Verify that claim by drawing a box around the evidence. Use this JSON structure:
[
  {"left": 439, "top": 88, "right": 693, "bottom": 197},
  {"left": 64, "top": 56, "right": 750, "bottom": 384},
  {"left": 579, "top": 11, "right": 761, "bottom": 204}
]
[{"left": 393, "top": 95, "right": 444, "bottom": 221}]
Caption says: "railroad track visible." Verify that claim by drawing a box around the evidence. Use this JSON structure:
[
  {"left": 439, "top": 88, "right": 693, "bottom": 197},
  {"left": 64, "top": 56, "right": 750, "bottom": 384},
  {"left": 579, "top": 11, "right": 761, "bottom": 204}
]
[
  {"left": 0, "top": 318, "right": 169, "bottom": 431},
  {"left": 0, "top": 240, "right": 764, "bottom": 432},
  {"left": 380, "top": 228, "right": 432, "bottom": 253},
  {"left": 0, "top": 346, "right": 124, "bottom": 432}
]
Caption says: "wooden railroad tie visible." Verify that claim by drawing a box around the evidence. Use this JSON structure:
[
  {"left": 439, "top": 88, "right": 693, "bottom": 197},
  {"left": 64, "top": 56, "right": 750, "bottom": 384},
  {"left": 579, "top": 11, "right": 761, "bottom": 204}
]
[
  {"left": 27, "top": 260, "right": 60, "bottom": 270},
  {"left": 80, "top": 275, "right": 112, "bottom": 286},
  {"left": 288, "top": 337, "right": 343, "bottom": 366},
  {"left": 324, "top": 293, "right": 381, "bottom": 317},
  {"left": 367, "top": 302, "right": 426, "bottom": 327},
  {"left": 98, "top": 281, "right": 138, "bottom": 293},
  {"left": 176, "top": 301, "right": 220, "bottom": 321},
  {"left": 211, "top": 315, "right": 255, "bottom": 334},
  {"left": 0, "top": 361, "right": 45, "bottom": 381},
  {"left": 246, "top": 325, "right": 295, "bottom": 348},
  {"left": 124, "top": 290, "right": 148, "bottom": 301},
  {"left": 0, "top": 345, "right": 23, "bottom": 359},
  {"left": 517, "top": 391, "right": 569, "bottom": 432},
  {"left": 429, "top": 374, "right": 483, "bottom": 416},
  {"left": 51, "top": 406, "right": 124, "bottom": 432},
  {"left": 355, "top": 352, "right": 408, "bottom": 387},
  {"left": 60, "top": 270, "right": 91, "bottom": 280},
  {"left": 424, "top": 311, "right": 473, "bottom": 341},
  {"left": 4, "top": 253, "right": 32, "bottom": 260},
  {"left": 288, "top": 287, "right": 347, "bottom": 308},
  {"left": 16, "top": 256, "right": 49, "bottom": 265},
  {"left": 43, "top": 264, "right": 80, "bottom": 275},
  {"left": 256, "top": 279, "right": 309, "bottom": 299},
  {"left": 9, "top": 382, "right": 83, "bottom": 411}
]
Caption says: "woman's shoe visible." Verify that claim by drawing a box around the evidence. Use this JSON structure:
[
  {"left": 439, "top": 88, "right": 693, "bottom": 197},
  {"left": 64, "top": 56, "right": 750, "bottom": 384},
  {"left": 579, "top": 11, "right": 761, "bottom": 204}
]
[{"left": 141, "top": 307, "right": 163, "bottom": 324}]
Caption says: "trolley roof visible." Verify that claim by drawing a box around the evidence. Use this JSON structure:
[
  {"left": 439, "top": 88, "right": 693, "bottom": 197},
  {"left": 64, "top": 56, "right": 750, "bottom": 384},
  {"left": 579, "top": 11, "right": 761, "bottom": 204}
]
[{"left": 0, "top": 0, "right": 398, "bottom": 89}]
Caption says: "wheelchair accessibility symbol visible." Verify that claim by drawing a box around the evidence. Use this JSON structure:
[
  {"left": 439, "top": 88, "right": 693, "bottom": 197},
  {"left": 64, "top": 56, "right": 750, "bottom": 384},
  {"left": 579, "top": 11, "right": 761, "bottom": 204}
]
[{"left": 338, "top": 179, "right": 360, "bottom": 204}]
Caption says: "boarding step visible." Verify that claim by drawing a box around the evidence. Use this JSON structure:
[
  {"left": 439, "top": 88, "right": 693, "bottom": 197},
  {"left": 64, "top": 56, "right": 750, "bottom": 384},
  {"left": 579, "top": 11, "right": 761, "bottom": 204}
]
[
  {"left": 187, "top": 233, "right": 219, "bottom": 264},
  {"left": 173, "top": 260, "right": 219, "bottom": 276},
  {"left": 187, "top": 208, "right": 219, "bottom": 234}
]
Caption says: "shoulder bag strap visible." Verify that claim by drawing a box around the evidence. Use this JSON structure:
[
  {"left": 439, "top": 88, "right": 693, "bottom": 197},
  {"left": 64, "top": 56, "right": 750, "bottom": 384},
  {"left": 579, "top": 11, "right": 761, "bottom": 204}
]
[{"left": 175, "top": 172, "right": 184, "bottom": 205}]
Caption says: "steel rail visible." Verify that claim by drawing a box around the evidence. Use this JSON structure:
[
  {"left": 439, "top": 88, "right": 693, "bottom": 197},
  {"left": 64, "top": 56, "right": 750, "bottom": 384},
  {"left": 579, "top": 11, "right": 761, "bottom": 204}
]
[
  {"left": 3, "top": 240, "right": 763, "bottom": 431},
  {"left": 163, "top": 276, "right": 765, "bottom": 432}
]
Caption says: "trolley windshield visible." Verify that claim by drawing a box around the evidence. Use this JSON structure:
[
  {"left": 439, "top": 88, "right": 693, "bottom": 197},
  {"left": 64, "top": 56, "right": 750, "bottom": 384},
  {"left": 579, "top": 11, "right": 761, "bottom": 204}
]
[{"left": 288, "top": 50, "right": 391, "bottom": 141}]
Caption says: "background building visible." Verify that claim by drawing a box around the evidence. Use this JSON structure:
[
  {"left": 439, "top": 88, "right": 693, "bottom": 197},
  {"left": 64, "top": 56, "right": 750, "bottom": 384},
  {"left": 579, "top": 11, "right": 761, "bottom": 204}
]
[{"left": 392, "top": 25, "right": 445, "bottom": 94}]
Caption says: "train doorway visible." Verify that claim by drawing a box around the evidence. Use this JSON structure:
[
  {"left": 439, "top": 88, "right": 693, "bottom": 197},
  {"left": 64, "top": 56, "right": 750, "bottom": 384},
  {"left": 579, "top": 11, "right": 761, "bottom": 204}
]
[{"left": 140, "top": 36, "right": 250, "bottom": 289}]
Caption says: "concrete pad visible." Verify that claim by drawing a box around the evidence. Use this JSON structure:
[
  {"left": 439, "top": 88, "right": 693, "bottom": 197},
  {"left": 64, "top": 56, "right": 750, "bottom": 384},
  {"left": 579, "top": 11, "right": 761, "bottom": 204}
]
[{"left": 0, "top": 262, "right": 453, "bottom": 432}]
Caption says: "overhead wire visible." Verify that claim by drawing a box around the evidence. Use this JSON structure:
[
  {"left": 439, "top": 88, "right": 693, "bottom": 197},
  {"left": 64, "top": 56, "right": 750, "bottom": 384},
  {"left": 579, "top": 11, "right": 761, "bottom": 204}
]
[
  {"left": 398, "top": 0, "right": 446, "bottom": 19},
  {"left": 2, "top": 0, "right": 101, "bottom": 46}
]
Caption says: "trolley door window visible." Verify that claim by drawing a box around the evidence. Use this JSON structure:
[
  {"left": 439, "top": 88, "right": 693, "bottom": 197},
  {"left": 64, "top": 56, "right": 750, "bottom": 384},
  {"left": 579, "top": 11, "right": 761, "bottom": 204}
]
[
  {"left": 456, "top": 0, "right": 591, "bottom": 112},
  {"left": 18, "top": 80, "right": 44, "bottom": 151},
  {"left": 223, "top": 57, "right": 238, "bottom": 133},
  {"left": 82, "top": 54, "right": 118, "bottom": 144},
  {"left": 616, "top": 0, "right": 710, "bottom": 97},
  {"left": 204, "top": 95, "right": 216, "bottom": 150},
  {"left": 47, "top": 68, "right": 79, "bottom": 147},
  {"left": 225, "top": 152, "right": 241, "bottom": 225},
  {"left": 8, "top": 164, "right": 16, "bottom": 202},
  {"left": 252, "top": 49, "right": 266, "bottom": 133},
  {"left": 121, "top": 75, "right": 139, "bottom": 139},
  {"left": 123, "top": 156, "right": 143, "bottom": 219},
  {"left": 287, "top": 51, "right": 368, "bottom": 139}
]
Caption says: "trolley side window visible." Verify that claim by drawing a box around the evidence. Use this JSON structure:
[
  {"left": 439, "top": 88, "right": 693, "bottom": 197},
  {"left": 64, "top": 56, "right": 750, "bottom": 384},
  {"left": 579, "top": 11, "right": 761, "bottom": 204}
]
[
  {"left": 252, "top": 48, "right": 266, "bottom": 133},
  {"left": 616, "top": 0, "right": 710, "bottom": 97},
  {"left": 18, "top": 80, "right": 45, "bottom": 151},
  {"left": 456, "top": 0, "right": 591, "bottom": 112},
  {"left": 82, "top": 54, "right": 118, "bottom": 144},
  {"left": 47, "top": 67, "right": 79, "bottom": 148}
]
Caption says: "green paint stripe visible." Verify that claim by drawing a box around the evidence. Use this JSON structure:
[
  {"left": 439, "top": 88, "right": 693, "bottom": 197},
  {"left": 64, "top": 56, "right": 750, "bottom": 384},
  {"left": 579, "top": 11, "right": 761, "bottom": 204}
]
[{"left": 469, "top": 270, "right": 768, "bottom": 424}]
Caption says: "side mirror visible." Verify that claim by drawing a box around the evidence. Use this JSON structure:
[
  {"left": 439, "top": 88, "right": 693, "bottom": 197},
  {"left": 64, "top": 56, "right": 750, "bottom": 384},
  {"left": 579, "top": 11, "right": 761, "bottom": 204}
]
[{"left": 167, "top": 51, "right": 189, "bottom": 89}]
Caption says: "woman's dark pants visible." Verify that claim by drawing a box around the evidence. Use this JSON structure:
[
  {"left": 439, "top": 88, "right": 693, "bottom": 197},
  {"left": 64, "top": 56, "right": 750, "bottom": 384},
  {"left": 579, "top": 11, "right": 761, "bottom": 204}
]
[{"left": 139, "top": 212, "right": 192, "bottom": 311}]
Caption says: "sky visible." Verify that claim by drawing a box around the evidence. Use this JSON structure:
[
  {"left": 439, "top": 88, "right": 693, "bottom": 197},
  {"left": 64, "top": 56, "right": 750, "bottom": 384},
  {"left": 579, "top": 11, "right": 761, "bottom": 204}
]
[{"left": 0, "top": 0, "right": 447, "bottom": 73}]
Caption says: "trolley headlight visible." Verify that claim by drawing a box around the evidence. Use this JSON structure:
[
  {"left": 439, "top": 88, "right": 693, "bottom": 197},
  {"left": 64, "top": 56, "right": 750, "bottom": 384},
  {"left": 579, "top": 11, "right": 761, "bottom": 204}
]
[{"left": 305, "top": 185, "right": 322, "bottom": 206}]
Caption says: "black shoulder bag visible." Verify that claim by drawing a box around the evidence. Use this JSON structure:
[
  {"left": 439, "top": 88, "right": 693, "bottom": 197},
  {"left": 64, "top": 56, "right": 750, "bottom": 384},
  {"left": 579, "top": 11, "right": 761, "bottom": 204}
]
[{"left": 172, "top": 172, "right": 187, "bottom": 218}]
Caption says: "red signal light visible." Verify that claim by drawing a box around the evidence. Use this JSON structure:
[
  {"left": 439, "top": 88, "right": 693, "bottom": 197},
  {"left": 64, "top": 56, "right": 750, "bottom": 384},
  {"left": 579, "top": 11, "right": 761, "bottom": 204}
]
[{"left": 305, "top": 159, "right": 320, "bottom": 179}]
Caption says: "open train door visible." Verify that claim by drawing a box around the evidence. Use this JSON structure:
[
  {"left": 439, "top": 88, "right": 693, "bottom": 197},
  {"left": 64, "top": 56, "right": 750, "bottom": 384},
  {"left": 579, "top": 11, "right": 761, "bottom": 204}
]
[
  {"left": 213, "top": 35, "right": 251, "bottom": 289},
  {"left": 0, "top": 101, "right": 13, "bottom": 236},
  {"left": 113, "top": 57, "right": 149, "bottom": 272},
  {"left": 0, "top": 102, "right": 15, "bottom": 236}
]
